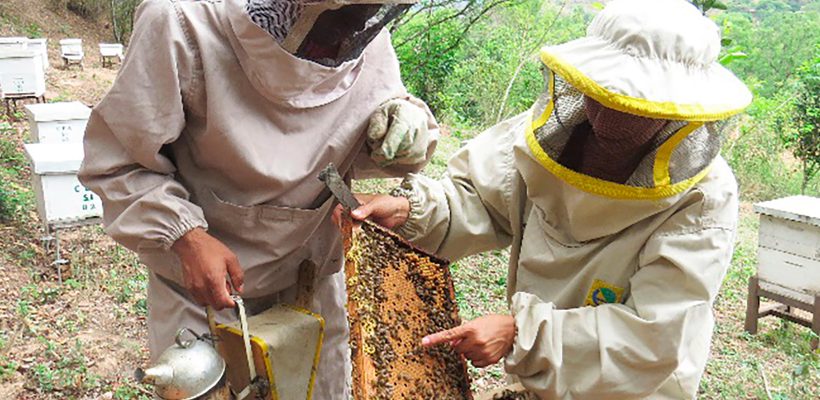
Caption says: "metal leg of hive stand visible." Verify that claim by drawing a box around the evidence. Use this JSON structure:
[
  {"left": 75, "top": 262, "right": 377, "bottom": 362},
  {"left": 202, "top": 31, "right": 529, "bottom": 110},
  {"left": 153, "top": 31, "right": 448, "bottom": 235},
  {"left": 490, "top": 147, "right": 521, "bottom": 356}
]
[
  {"left": 51, "top": 228, "right": 68, "bottom": 285},
  {"left": 744, "top": 275, "right": 760, "bottom": 335}
]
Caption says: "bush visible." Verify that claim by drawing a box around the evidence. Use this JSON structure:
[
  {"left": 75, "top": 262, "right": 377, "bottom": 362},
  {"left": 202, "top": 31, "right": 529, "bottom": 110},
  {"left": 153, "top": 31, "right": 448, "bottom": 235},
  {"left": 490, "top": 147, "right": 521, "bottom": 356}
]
[
  {"left": 48, "top": 0, "right": 142, "bottom": 43},
  {"left": 48, "top": 0, "right": 107, "bottom": 19}
]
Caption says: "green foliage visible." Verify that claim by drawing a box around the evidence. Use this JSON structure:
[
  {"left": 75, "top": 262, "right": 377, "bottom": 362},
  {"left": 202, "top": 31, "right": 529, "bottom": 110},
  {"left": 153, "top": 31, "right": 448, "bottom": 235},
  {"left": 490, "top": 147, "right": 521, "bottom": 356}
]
[
  {"left": 48, "top": 0, "right": 142, "bottom": 43},
  {"left": 113, "top": 384, "right": 151, "bottom": 399},
  {"left": 24, "top": 22, "right": 44, "bottom": 38},
  {"left": 779, "top": 47, "right": 820, "bottom": 193},
  {"left": 394, "top": 0, "right": 588, "bottom": 129},
  {"left": 30, "top": 338, "right": 100, "bottom": 394},
  {"left": 689, "top": 0, "right": 729, "bottom": 13},
  {"left": 717, "top": 10, "right": 820, "bottom": 98},
  {"left": 0, "top": 133, "right": 33, "bottom": 224},
  {"left": 48, "top": 0, "right": 107, "bottom": 19}
]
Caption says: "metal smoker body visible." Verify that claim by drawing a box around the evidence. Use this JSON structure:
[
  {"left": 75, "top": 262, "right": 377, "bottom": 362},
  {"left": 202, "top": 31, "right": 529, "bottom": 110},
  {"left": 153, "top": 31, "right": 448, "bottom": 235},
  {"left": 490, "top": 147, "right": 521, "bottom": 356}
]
[{"left": 138, "top": 299, "right": 324, "bottom": 400}]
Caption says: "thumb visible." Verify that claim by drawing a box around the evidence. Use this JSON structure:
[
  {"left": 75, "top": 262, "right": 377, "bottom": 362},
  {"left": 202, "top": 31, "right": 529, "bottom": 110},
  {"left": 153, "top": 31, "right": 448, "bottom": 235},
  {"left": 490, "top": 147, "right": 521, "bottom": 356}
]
[
  {"left": 367, "top": 108, "right": 390, "bottom": 141},
  {"left": 225, "top": 254, "right": 244, "bottom": 294},
  {"left": 350, "top": 204, "right": 373, "bottom": 221},
  {"left": 422, "top": 325, "right": 469, "bottom": 347}
]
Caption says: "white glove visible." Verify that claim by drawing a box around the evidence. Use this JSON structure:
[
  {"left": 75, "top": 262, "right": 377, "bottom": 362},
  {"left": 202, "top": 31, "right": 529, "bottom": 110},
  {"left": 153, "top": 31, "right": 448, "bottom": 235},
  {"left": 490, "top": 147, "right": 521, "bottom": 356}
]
[{"left": 367, "top": 98, "right": 430, "bottom": 166}]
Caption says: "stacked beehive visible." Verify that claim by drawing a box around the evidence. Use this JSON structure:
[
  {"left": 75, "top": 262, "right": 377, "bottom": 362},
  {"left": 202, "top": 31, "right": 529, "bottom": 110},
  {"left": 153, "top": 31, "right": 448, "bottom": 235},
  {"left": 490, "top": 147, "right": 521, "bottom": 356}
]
[
  {"left": 342, "top": 218, "right": 472, "bottom": 399},
  {"left": 22, "top": 101, "right": 102, "bottom": 233},
  {"left": 0, "top": 37, "right": 45, "bottom": 101}
]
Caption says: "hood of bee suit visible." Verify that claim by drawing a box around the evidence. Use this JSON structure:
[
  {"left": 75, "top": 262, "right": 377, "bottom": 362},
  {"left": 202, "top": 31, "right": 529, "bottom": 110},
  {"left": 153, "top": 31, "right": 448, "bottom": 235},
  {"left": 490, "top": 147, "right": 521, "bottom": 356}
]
[
  {"left": 245, "top": 0, "right": 415, "bottom": 67},
  {"left": 523, "top": 0, "right": 751, "bottom": 202},
  {"left": 225, "top": 0, "right": 409, "bottom": 108}
]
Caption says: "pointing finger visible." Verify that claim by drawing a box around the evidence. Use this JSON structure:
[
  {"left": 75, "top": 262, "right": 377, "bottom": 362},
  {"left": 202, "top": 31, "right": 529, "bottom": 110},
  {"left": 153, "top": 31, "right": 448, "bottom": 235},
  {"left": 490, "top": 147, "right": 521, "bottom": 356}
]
[{"left": 422, "top": 325, "right": 468, "bottom": 347}]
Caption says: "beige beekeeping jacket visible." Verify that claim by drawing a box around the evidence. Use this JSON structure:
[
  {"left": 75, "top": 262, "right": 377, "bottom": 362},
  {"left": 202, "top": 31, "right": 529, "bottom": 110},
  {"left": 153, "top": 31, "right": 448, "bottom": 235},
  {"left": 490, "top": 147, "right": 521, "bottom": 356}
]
[
  {"left": 79, "top": 0, "right": 437, "bottom": 296},
  {"left": 398, "top": 112, "right": 738, "bottom": 399}
]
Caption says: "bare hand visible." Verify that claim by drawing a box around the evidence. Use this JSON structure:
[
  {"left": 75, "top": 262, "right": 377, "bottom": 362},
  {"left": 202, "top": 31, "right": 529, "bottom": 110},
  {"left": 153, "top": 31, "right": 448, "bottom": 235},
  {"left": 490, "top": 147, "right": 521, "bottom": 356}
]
[
  {"left": 171, "top": 227, "right": 244, "bottom": 310},
  {"left": 422, "top": 314, "right": 516, "bottom": 368},
  {"left": 332, "top": 193, "right": 410, "bottom": 229}
]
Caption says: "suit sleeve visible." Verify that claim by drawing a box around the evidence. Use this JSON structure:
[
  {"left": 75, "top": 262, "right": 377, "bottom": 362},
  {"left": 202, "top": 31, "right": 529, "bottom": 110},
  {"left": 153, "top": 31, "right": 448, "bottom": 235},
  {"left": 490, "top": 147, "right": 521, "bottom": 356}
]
[
  {"left": 79, "top": 0, "right": 206, "bottom": 253},
  {"left": 392, "top": 115, "right": 527, "bottom": 261}
]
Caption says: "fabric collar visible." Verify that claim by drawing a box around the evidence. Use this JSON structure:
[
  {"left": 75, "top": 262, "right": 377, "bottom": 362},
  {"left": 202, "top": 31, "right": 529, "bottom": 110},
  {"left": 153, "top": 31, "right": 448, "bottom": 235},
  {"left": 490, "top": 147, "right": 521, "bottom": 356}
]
[{"left": 223, "top": 0, "right": 363, "bottom": 108}]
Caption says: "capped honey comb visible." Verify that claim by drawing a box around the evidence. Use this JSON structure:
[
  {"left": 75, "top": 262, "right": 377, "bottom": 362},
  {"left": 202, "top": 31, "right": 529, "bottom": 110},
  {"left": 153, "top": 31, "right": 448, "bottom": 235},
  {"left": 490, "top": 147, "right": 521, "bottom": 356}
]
[{"left": 342, "top": 218, "right": 472, "bottom": 399}]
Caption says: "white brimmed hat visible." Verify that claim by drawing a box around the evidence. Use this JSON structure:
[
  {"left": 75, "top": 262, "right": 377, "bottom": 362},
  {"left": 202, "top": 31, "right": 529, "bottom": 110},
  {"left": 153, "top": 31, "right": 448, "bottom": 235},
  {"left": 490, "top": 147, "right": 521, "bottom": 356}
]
[{"left": 540, "top": 0, "right": 752, "bottom": 122}]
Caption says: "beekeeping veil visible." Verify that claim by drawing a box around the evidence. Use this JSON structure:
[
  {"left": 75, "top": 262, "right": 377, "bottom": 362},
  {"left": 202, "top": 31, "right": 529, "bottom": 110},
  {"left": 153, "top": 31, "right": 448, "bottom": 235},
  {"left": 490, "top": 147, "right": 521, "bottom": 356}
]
[
  {"left": 246, "top": 0, "right": 415, "bottom": 67},
  {"left": 526, "top": 0, "right": 752, "bottom": 200}
]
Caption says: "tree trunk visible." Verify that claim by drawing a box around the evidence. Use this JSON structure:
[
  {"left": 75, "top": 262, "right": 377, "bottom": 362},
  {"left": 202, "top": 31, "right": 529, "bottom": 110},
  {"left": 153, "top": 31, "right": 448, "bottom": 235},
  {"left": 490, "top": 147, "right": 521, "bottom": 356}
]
[{"left": 110, "top": 0, "right": 121, "bottom": 43}]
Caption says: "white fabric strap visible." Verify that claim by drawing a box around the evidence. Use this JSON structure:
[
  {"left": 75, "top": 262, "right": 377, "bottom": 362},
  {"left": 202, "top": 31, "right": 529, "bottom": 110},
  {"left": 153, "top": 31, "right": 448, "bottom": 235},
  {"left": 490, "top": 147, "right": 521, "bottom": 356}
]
[{"left": 234, "top": 296, "right": 258, "bottom": 399}]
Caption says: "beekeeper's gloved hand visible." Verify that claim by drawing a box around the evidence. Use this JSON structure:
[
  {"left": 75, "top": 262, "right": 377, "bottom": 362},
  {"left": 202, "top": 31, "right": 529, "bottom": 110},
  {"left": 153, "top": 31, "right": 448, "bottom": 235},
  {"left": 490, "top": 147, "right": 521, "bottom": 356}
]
[{"left": 367, "top": 99, "right": 430, "bottom": 166}]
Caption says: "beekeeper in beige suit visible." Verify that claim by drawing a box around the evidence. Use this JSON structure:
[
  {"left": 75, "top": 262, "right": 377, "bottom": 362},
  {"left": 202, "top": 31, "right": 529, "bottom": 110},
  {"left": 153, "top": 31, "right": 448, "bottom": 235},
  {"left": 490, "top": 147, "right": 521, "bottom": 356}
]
[
  {"left": 347, "top": 0, "right": 752, "bottom": 398},
  {"left": 79, "top": 0, "right": 437, "bottom": 397}
]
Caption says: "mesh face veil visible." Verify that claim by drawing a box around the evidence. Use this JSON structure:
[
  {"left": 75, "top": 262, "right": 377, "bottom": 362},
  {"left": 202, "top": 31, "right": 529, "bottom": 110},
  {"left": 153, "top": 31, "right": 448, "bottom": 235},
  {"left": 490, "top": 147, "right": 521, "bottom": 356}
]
[
  {"left": 526, "top": 69, "right": 730, "bottom": 200},
  {"left": 247, "top": 0, "right": 415, "bottom": 67}
]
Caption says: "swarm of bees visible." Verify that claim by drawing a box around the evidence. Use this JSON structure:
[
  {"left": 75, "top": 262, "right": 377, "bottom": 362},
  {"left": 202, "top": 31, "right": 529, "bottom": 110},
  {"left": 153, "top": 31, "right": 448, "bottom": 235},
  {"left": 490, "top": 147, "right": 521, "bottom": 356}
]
[
  {"left": 487, "top": 389, "right": 538, "bottom": 400},
  {"left": 342, "top": 218, "right": 472, "bottom": 400}
]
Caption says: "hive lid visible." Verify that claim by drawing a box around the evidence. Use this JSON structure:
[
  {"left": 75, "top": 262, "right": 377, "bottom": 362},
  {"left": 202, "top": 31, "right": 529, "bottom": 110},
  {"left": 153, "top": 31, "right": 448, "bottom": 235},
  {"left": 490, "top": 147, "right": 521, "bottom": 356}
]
[
  {"left": 0, "top": 49, "right": 38, "bottom": 59},
  {"left": 23, "top": 142, "right": 85, "bottom": 174},
  {"left": 25, "top": 101, "right": 91, "bottom": 122},
  {"left": 753, "top": 195, "right": 820, "bottom": 228},
  {"left": 0, "top": 37, "right": 27, "bottom": 44}
]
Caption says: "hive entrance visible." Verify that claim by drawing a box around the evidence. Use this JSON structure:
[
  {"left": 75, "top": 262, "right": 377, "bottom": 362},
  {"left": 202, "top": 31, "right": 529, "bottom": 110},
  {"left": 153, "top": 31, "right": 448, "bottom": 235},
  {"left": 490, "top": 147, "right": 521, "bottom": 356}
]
[{"left": 342, "top": 219, "right": 472, "bottom": 399}]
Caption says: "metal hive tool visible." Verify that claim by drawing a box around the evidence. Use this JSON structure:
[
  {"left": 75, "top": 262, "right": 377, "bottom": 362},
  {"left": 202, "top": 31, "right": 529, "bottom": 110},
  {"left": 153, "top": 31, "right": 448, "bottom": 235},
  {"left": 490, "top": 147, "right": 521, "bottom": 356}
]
[{"left": 341, "top": 218, "right": 473, "bottom": 400}]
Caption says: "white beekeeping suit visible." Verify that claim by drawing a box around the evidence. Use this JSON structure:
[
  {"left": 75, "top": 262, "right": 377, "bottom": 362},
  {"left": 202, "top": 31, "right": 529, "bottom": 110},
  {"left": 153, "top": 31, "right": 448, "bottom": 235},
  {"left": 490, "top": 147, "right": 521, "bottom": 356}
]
[
  {"left": 79, "top": 0, "right": 437, "bottom": 398},
  {"left": 377, "top": 0, "right": 752, "bottom": 398}
]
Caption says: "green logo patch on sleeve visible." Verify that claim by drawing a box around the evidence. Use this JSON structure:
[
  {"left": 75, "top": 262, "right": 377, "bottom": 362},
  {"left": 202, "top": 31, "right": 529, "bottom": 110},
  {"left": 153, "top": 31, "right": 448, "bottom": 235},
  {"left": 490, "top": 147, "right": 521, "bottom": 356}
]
[{"left": 585, "top": 279, "right": 625, "bottom": 306}]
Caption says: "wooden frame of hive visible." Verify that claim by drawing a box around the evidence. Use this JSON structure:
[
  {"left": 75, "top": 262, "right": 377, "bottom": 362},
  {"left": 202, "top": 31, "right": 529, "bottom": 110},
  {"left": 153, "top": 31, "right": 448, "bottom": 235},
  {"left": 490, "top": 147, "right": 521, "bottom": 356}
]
[{"left": 341, "top": 217, "right": 473, "bottom": 399}]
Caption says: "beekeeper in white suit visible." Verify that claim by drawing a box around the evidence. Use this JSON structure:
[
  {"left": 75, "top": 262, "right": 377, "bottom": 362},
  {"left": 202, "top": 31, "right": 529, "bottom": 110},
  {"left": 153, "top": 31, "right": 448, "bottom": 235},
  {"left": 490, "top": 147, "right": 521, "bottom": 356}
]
[
  {"left": 346, "top": 0, "right": 752, "bottom": 397},
  {"left": 79, "top": 0, "right": 437, "bottom": 397}
]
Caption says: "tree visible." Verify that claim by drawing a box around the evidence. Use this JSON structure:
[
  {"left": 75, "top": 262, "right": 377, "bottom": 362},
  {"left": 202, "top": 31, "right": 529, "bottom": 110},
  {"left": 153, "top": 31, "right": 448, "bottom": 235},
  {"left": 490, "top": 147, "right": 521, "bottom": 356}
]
[{"left": 782, "top": 46, "right": 820, "bottom": 193}]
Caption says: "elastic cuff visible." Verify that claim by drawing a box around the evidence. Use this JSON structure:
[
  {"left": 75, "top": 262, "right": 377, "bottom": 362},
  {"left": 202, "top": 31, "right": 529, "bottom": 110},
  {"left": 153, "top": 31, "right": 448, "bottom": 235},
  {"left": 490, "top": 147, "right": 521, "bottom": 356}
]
[
  {"left": 161, "top": 218, "right": 208, "bottom": 250},
  {"left": 389, "top": 178, "right": 424, "bottom": 238}
]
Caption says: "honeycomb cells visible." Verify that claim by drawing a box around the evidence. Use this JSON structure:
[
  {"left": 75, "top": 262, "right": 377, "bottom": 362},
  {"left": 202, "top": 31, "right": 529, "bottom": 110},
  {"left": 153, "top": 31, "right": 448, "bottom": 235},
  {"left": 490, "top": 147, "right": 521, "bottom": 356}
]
[{"left": 343, "top": 220, "right": 472, "bottom": 400}]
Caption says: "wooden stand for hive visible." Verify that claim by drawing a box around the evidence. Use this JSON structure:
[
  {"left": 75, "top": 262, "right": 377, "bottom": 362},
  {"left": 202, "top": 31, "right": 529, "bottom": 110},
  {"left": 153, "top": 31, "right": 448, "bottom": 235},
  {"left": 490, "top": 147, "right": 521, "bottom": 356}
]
[{"left": 341, "top": 217, "right": 472, "bottom": 399}]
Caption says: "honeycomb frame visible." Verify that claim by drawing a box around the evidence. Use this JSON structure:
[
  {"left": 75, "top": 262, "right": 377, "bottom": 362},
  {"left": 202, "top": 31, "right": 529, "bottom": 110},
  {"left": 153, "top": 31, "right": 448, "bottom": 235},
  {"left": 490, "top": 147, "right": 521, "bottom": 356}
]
[{"left": 342, "top": 217, "right": 473, "bottom": 399}]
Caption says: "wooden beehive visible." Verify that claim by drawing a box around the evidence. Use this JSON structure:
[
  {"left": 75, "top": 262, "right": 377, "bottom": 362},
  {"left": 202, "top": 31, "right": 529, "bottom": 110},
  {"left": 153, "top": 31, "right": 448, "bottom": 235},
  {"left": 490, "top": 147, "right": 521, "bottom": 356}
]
[
  {"left": 99, "top": 43, "right": 124, "bottom": 58},
  {"left": 27, "top": 38, "right": 49, "bottom": 71},
  {"left": 342, "top": 218, "right": 472, "bottom": 399},
  {"left": 25, "top": 101, "right": 91, "bottom": 144},
  {"left": 59, "top": 38, "right": 84, "bottom": 63},
  {"left": 753, "top": 195, "right": 820, "bottom": 304},
  {"left": 0, "top": 50, "right": 45, "bottom": 97},
  {"left": 23, "top": 142, "right": 102, "bottom": 231},
  {"left": 0, "top": 37, "right": 27, "bottom": 51}
]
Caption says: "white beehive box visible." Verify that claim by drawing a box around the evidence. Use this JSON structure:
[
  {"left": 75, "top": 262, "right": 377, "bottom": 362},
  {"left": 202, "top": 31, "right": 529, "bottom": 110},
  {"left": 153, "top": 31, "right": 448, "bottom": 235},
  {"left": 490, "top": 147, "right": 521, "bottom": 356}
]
[
  {"left": 23, "top": 142, "right": 102, "bottom": 230},
  {"left": 754, "top": 196, "right": 820, "bottom": 304},
  {"left": 59, "top": 38, "right": 83, "bottom": 61},
  {"left": 0, "top": 37, "right": 28, "bottom": 51},
  {"left": 99, "top": 43, "right": 124, "bottom": 58},
  {"left": 24, "top": 102, "right": 91, "bottom": 144},
  {"left": 27, "top": 38, "right": 49, "bottom": 71},
  {"left": 0, "top": 50, "right": 45, "bottom": 97}
]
